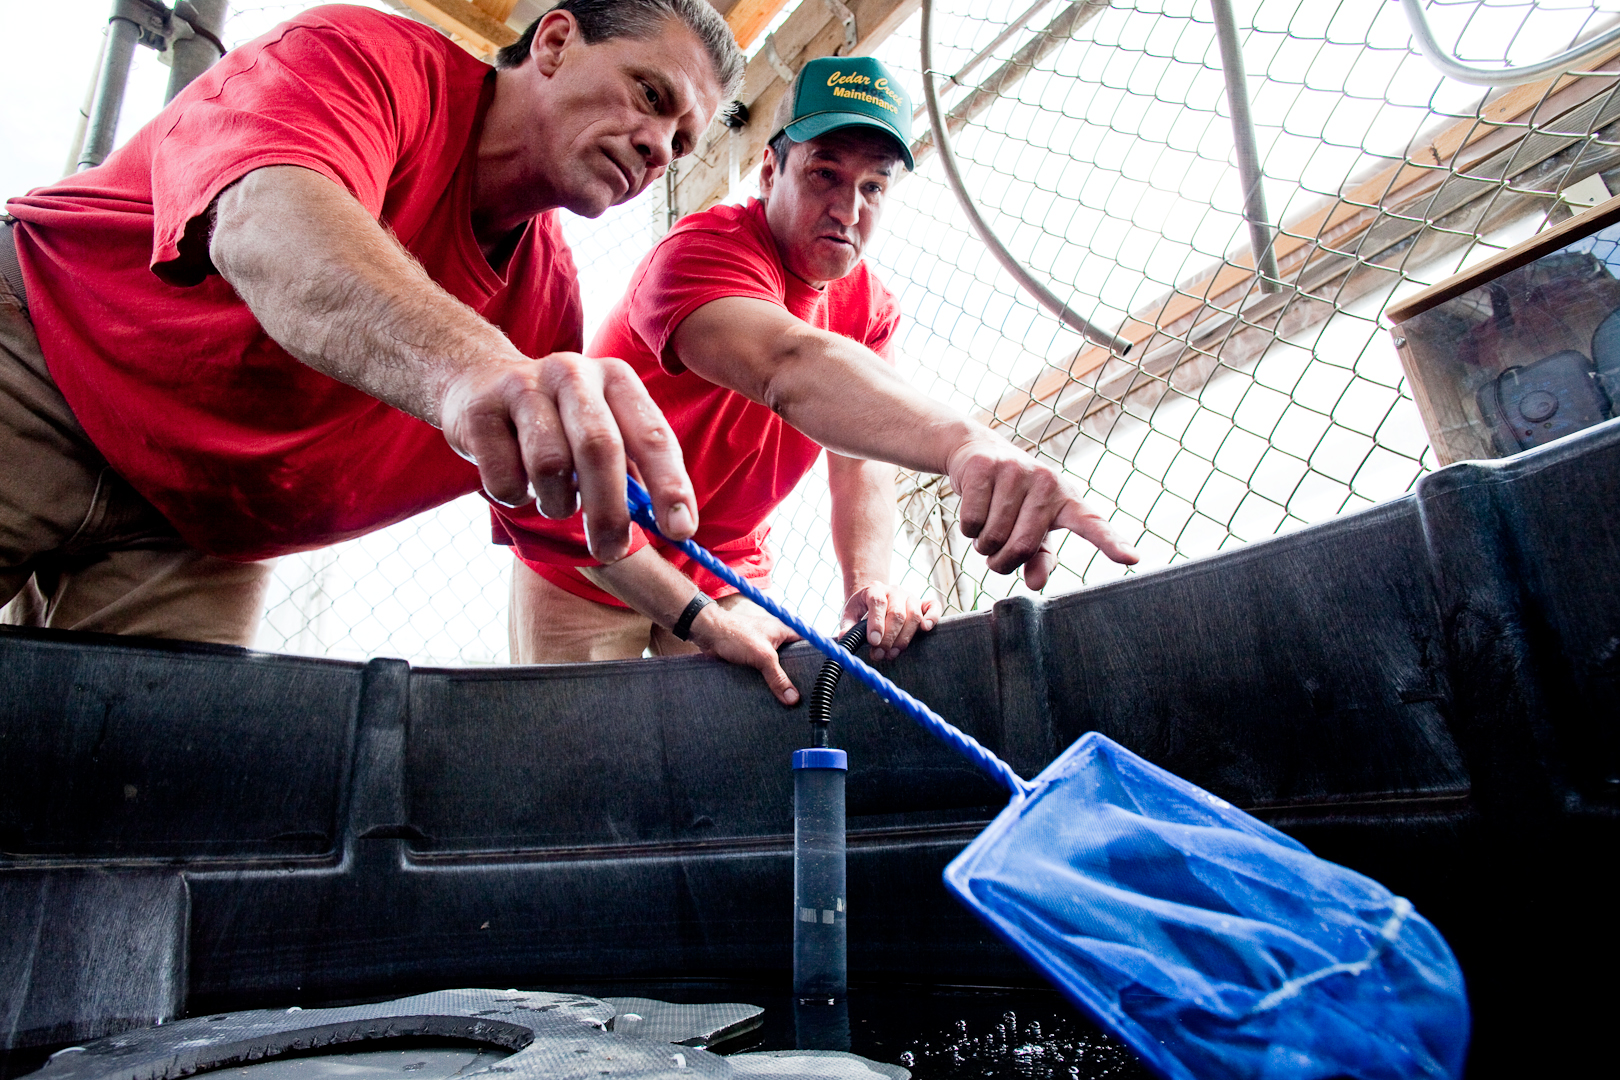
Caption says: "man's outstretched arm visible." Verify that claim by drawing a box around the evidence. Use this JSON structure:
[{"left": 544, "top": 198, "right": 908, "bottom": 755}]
[
  {"left": 208, "top": 164, "right": 697, "bottom": 559},
  {"left": 672, "top": 296, "right": 1138, "bottom": 588}
]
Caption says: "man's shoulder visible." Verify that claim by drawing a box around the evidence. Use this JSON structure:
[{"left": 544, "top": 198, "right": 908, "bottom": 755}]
[
  {"left": 279, "top": 3, "right": 444, "bottom": 40},
  {"left": 632, "top": 200, "right": 781, "bottom": 302},
  {"left": 662, "top": 200, "right": 772, "bottom": 255},
  {"left": 258, "top": 4, "right": 471, "bottom": 69}
]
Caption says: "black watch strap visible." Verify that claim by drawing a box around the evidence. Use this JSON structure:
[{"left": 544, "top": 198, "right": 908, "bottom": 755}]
[{"left": 671, "top": 591, "right": 715, "bottom": 641}]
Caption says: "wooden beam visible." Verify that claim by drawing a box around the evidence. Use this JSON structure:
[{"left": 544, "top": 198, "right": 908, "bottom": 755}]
[
  {"left": 474, "top": 0, "right": 520, "bottom": 21},
  {"left": 726, "top": 0, "right": 793, "bottom": 50},
  {"left": 396, "top": 0, "right": 519, "bottom": 57},
  {"left": 982, "top": 44, "right": 1620, "bottom": 430},
  {"left": 1386, "top": 189, "right": 1620, "bottom": 322}
]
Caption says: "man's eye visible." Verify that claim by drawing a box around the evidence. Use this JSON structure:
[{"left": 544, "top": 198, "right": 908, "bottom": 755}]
[{"left": 643, "top": 83, "right": 659, "bottom": 106}]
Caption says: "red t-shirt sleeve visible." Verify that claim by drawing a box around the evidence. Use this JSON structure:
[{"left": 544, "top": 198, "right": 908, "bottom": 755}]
[
  {"left": 147, "top": 12, "right": 431, "bottom": 284},
  {"left": 627, "top": 226, "right": 786, "bottom": 375}
]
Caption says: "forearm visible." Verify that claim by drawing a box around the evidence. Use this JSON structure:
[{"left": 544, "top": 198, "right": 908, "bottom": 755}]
[
  {"left": 209, "top": 165, "right": 521, "bottom": 426},
  {"left": 828, "top": 453, "right": 897, "bottom": 599},
  {"left": 674, "top": 297, "right": 984, "bottom": 473},
  {"left": 760, "top": 328, "right": 982, "bottom": 473},
  {"left": 580, "top": 545, "right": 703, "bottom": 627}
]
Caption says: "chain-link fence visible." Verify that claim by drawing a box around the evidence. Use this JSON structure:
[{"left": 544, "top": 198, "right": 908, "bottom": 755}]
[{"left": 244, "top": 0, "right": 1620, "bottom": 662}]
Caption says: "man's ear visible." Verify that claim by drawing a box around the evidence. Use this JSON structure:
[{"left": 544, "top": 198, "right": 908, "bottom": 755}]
[
  {"left": 758, "top": 144, "right": 779, "bottom": 203},
  {"left": 530, "top": 9, "right": 576, "bottom": 76}
]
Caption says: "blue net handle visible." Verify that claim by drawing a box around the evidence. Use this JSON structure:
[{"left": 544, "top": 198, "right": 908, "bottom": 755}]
[{"left": 627, "top": 477, "right": 1031, "bottom": 798}]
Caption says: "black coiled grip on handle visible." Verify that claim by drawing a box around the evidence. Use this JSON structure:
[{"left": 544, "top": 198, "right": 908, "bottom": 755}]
[{"left": 806, "top": 622, "right": 868, "bottom": 745}]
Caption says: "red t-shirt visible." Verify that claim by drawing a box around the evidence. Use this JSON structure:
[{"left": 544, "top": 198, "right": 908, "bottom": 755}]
[
  {"left": 495, "top": 198, "right": 900, "bottom": 607},
  {"left": 5, "top": 5, "right": 583, "bottom": 561}
]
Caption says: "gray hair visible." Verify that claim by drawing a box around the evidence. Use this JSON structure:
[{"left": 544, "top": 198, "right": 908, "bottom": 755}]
[{"left": 496, "top": 0, "right": 743, "bottom": 100}]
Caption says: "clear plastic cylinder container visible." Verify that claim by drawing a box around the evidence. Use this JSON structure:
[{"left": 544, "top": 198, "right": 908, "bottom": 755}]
[{"left": 793, "top": 747, "right": 847, "bottom": 1003}]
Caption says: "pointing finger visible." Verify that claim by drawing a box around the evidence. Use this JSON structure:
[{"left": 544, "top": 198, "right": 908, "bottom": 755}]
[{"left": 1055, "top": 497, "right": 1139, "bottom": 565}]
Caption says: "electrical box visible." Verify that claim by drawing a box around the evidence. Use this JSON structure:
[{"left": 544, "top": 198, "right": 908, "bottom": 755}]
[{"left": 1387, "top": 192, "right": 1620, "bottom": 464}]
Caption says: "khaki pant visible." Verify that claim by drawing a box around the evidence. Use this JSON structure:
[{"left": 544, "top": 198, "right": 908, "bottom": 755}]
[
  {"left": 508, "top": 557, "right": 744, "bottom": 664},
  {"left": 0, "top": 259, "right": 272, "bottom": 646}
]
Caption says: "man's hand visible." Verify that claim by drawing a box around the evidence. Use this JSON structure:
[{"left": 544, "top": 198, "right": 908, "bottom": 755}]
[
  {"left": 209, "top": 165, "right": 698, "bottom": 561},
  {"left": 440, "top": 353, "right": 695, "bottom": 561},
  {"left": 842, "top": 583, "right": 935, "bottom": 661},
  {"left": 948, "top": 438, "right": 1139, "bottom": 590},
  {"left": 688, "top": 595, "right": 803, "bottom": 705},
  {"left": 579, "top": 551, "right": 801, "bottom": 703}
]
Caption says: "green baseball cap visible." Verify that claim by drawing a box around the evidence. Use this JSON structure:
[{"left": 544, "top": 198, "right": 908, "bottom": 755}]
[{"left": 772, "top": 55, "right": 915, "bottom": 171}]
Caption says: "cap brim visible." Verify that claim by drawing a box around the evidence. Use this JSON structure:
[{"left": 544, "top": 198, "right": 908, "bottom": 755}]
[{"left": 783, "top": 112, "right": 915, "bottom": 171}]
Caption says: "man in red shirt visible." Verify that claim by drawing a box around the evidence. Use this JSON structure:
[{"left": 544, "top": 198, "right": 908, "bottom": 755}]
[
  {"left": 501, "top": 56, "right": 1138, "bottom": 704},
  {"left": 0, "top": 0, "right": 739, "bottom": 644}
]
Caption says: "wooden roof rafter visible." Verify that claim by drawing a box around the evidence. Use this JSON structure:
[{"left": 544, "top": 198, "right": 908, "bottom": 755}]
[
  {"left": 398, "top": 0, "right": 799, "bottom": 63},
  {"left": 394, "top": 0, "right": 522, "bottom": 56},
  {"left": 725, "top": 0, "right": 794, "bottom": 50}
]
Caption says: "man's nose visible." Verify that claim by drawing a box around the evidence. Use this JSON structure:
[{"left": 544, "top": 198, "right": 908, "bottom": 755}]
[
  {"left": 635, "top": 121, "right": 677, "bottom": 170},
  {"left": 827, "top": 182, "right": 861, "bottom": 226}
]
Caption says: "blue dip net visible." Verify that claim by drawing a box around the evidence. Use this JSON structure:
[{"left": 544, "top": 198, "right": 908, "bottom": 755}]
[{"left": 945, "top": 732, "right": 1469, "bottom": 1080}]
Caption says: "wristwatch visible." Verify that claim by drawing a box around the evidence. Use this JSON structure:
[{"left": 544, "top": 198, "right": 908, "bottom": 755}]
[{"left": 672, "top": 590, "right": 715, "bottom": 641}]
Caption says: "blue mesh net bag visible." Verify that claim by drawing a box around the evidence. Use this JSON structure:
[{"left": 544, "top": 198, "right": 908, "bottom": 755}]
[{"left": 944, "top": 732, "right": 1469, "bottom": 1080}]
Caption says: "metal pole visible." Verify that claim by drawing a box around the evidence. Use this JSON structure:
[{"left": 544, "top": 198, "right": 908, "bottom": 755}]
[
  {"left": 166, "top": 0, "right": 228, "bottom": 103},
  {"left": 1209, "top": 0, "right": 1280, "bottom": 292},
  {"left": 920, "top": 0, "right": 1133, "bottom": 356},
  {"left": 1400, "top": 0, "right": 1620, "bottom": 87},
  {"left": 63, "top": 27, "right": 108, "bottom": 176},
  {"left": 78, "top": 4, "right": 142, "bottom": 171},
  {"left": 938, "top": 0, "right": 1052, "bottom": 96}
]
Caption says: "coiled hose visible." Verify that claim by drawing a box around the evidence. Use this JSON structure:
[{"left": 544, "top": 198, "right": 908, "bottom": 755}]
[{"left": 806, "top": 621, "right": 867, "bottom": 745}]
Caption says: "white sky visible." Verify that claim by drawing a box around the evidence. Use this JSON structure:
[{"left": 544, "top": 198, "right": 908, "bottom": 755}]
[
  {"left": 0, "top": 1, "right": 401, "bottom": 200},
  {"left": 2, "top": 2, "right": 132, "bottom": 198}
]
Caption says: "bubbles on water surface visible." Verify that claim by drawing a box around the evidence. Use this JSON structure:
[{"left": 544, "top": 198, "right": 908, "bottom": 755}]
[
  {"left": 529, "top": 981, "right": 1151, "bottom": 1080},
  {"left": 894, "top": 1008, "right": 1149, "bottom": 1079}
]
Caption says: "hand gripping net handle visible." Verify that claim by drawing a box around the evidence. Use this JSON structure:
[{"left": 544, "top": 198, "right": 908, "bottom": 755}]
[{"left": 626, "top": 478, "right": 1031, "bottom": 798}]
